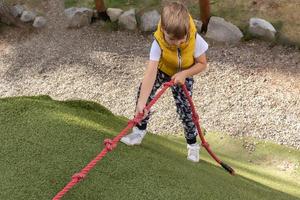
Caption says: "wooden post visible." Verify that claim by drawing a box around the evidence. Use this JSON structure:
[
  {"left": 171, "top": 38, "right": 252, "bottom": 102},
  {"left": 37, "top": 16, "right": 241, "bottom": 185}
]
[
  {"left": 199, "top": 0, "right": 210, "bottom": 34},
  {"left": 95, "top": 0, "right": 106, "bottom": 12},
  {"left": 94, "top": 0, "right": 109, "bottom": 21}
]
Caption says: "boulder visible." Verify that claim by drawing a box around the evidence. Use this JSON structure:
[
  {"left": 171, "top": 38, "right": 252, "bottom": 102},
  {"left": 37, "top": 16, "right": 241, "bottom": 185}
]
[
  {"left": 194, "top": 19, "right": 203, "bottom": 33},
  {"left": 118, "top": 9, "right": 137, "bottom": 30},
  {"left": 20, "top": 10, "right": 37, "bottom": 22},
  {"left": 106, "top": 8, "right": 123, "bottom": 22},
  {"left": 249, "top": 18, "right": 276, "bottom": 40},
  {"left": 206, "top": 16, "right": 243, "bottom": 44},
  {"left": 139, "top": 10, "right": 160, "bottom": 32},
  {"left": 64, "top": 7, "right": 93, "bottom": 28},
  {"left": 33, "top": 16, "right": 47, "bottom": 28},
  {"left": 11, "top": 4, "right": 25, "bottom": 17}
]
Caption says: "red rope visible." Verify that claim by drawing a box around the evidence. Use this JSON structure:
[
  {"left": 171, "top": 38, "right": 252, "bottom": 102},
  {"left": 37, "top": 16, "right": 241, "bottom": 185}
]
[
  {"left": 181, "top": 84, "right": 235, "bottom": 175},
  {"left": 53, "top": 80, "right": 234, "bottom": 199},
  {"left": 181, "top": 85, "right": 221, "bottom": 163},
  {"left": 52, "top": 81, "right": 175, "bottom": 200}
]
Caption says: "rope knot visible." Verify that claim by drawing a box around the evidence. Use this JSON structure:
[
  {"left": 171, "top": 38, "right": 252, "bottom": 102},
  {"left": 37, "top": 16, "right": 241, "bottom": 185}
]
[
  {"left": 72, "top": 173, "right": 85, "bottom": 182},
  {"left": 104, "top": 139, "right": 116, "bottom": 151}
]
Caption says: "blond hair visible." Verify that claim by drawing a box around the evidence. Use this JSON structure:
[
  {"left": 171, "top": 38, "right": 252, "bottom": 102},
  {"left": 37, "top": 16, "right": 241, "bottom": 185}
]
[{"left": 161, "top": 2, "right": 190, "bottom": 40}]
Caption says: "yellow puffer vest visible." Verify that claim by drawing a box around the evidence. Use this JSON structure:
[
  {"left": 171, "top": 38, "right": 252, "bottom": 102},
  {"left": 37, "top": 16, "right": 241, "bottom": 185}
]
[{"left": 154, "top": 15, "right": 197, "bottom": 76}]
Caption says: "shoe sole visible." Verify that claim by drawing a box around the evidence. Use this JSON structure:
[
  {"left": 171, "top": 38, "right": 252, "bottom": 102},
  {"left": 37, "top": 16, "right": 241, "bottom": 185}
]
[
  {"left": 187, "top": 157, "right": 200, "bottom": 163},
  {"left": 120, "top": 138, "right": 141, "bottom": 146}
]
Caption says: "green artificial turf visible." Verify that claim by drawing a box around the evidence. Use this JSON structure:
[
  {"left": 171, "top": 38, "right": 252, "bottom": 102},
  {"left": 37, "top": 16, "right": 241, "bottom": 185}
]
[{"left": 0, "top": 96, "right": 299, "bottom": 200}]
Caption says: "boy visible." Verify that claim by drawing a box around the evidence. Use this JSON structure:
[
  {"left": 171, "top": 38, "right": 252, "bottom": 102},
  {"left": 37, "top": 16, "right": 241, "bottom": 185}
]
[{"left": 121, "top": 2, "right": 208, "bottom": 162}]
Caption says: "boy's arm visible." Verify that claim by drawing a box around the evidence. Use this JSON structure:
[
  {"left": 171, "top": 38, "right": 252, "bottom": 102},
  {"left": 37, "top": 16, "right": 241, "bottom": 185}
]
[
  {"left": 172, "top": 53, "right": 207, "bottom": 84},
  {"left": 183, "top": 53, "right": 207, "bottom": 77},
  {"left": 136, "top": 60, "right": 158, "bottom": 115}
]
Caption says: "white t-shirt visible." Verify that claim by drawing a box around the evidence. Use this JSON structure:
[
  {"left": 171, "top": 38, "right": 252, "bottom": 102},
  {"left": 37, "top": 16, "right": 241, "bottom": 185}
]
[{"left": 150, "top": 33, "right": 208, "bottom": 61}]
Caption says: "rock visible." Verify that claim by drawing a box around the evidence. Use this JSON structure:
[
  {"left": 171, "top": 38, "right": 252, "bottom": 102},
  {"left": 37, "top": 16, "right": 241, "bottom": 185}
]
[
  {"left": 11, "top": 4, "right": 25, "bottom": 18},
  {"left": 249, "top": 18, "right": 276, "bottom": 40},
  {"left": 0, "top": 3, "right": 22, "bottom": 25},
  {"left": 118, "top": 9, "right": 137, "bottom": 30},
  {"left": 33, "top": 16, "right": 47, "bottom": 28},
  {"left": 106, "top": 8, "right": 123, "bottom": 22},
  {"left": 64, "top": 7, "right": 93, "bottom": 28},
  {"left": 194, "top": 19, "right": 203, "bottom": 33},
  {"left": 139, "top": 10, "right": 160, "bottom": 32},
  {"left": 20, "top": 10, "right": 37, "bottom": 22},
  {"left": 206, "top": 16, "right": 243, "bottom": 44}
]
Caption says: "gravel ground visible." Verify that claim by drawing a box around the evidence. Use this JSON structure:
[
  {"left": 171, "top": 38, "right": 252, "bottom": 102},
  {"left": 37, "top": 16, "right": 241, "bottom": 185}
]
[{"left": 0, "top": 1, "right": 299, "bottom": 149}]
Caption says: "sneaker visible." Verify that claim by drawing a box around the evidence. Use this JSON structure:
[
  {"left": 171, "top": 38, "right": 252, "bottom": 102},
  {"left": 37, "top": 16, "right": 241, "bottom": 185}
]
[
  {"left": 187, "top": 143, "right": 200, "bottom": 162},
  {"left": 120, "top": 127, "right": 146, "bottom": 146}
]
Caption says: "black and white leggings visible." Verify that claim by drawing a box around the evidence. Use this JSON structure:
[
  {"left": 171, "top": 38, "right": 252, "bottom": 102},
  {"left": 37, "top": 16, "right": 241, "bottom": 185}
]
[{"left": 136, "top": 70, "right": 197, "bottom": 144}]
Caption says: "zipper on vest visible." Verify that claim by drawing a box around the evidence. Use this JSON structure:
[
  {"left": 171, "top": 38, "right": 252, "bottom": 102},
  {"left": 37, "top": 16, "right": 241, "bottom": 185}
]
[{"left": 177, "top": 48, "right": 182, "bottom": 72}]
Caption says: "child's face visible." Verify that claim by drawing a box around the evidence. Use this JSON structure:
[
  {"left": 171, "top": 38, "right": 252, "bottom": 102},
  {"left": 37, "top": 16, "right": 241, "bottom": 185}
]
[{"left": 163, "top": 30, "right": 187, "bottom": 47}]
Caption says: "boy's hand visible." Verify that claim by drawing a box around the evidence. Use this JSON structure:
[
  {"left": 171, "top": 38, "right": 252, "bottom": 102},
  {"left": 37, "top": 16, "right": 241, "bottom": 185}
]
[
  {"left": 171, "top": 71, "right": 187, "bottom": 85},
  {"left": 135, "top": 102, "right": 149, "bottom": 120}
]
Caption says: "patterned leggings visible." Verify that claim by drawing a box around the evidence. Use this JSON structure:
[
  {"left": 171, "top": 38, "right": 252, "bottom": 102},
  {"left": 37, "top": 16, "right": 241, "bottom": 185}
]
[{"left": 136, "top": 70, "right": 197, "bottom": 144}]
